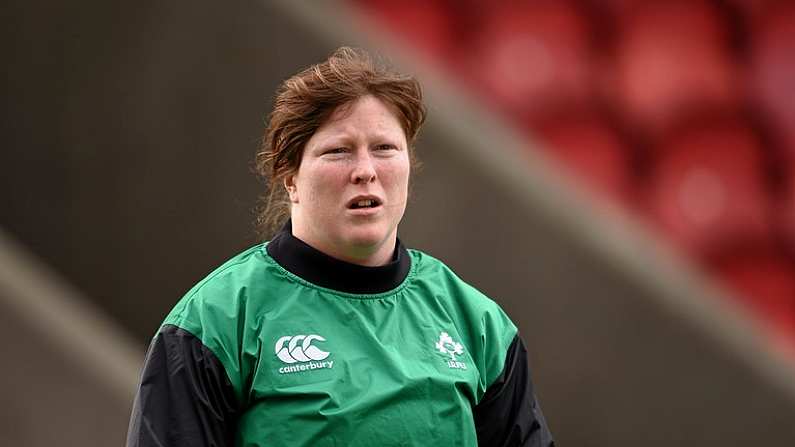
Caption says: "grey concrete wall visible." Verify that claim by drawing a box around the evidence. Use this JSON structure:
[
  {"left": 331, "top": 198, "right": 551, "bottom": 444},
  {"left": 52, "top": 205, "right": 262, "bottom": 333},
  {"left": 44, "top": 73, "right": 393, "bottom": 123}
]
[
  {"left": 2, "top": 0, "right": 323, "bottom": 341},
  {"left": 0, "top": 229, "right": 140, "bottom": 446}
]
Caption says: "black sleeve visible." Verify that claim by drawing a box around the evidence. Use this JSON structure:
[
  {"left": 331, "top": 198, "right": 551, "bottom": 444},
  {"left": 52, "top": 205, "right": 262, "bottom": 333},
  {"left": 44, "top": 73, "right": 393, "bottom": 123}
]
[
  {"left": 126, "top": 324, "right": 239, "bottom": 447},
  {"left": 474, "top": 334, "right": 555, "bottom": 447}
]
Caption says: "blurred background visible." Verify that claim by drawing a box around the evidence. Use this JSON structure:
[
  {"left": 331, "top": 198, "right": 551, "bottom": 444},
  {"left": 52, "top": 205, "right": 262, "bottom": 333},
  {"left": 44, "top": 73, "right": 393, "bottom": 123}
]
[{"left": 2, "top": 0, "right": 795, "bottom": 445}]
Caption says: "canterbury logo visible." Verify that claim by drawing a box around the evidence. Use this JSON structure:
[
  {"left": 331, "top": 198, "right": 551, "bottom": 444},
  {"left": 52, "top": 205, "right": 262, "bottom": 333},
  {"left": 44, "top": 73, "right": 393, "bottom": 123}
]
[{"left": 275, "top": 334, "right": 330, "bottom": 364}]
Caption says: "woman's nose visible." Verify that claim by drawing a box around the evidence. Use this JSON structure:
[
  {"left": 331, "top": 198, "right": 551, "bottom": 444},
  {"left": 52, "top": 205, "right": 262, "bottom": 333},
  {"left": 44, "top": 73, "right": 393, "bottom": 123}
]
[{"left": 351, "top": 152, "right": 377, "bottom": 184}]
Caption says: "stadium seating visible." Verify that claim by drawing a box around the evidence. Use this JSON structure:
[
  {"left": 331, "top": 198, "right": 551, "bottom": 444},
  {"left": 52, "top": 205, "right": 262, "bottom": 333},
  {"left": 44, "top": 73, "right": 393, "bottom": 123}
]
[
  {"left": 610, "top": 0, "right": 740, "bottom": 135},
  {"left": 529, "top": 110, "right": 636, "bottom": 209},
  {"left": 461, "top": 0, "right": 595, "bottom": 116},
  {"left": 710, "top": 246, "right": 795, "bottom": 350},
  {"left": 748, "top": 2, "right": 795, "bottom": 159},
  {"left": 779, "top": 162, "right": 795, "bottom": 250},
  {"left": 351, "top": 0, "right": 459, "bottom": 65},
  {"left": 644, "top": 118, "right": 772, "bottom": 256}
]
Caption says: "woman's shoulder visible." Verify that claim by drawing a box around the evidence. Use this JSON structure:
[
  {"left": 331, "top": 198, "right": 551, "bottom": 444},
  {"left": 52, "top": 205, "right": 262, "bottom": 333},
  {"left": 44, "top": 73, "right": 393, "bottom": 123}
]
[
  {"left": 162, "top": 243, "right": 281, "bottom": 333},
  {"left": 407, "top": 248, "right": 518, "bottom": 386},
  {"left": 185, "top": 244, "right": 270, "bottom": 294},
  {"left": 407, "top": 248, "right": 509, "bottom": 318}
]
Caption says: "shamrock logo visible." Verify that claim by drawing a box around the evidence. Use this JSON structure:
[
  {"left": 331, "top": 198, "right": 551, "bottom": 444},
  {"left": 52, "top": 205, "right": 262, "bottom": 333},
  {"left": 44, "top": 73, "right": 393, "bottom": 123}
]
[{"left": 435, "top": 331, "right": 465, "bottom": 360}]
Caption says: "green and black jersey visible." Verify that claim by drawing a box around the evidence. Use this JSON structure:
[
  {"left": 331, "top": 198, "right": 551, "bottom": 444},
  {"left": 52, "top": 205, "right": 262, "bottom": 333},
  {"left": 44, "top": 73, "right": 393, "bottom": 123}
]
[{"left": 127, "top": 224, "right": 554, "bottom": 446}]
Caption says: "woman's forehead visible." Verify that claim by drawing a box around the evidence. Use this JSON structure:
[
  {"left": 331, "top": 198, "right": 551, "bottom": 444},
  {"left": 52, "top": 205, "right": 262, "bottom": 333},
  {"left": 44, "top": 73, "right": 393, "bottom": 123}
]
[{"left": 312, "top": 96, "right": 407, "bottom": 142}]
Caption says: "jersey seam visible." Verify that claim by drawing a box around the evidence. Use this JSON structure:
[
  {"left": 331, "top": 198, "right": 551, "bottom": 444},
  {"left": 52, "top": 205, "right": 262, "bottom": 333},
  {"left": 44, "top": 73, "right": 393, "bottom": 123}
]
[
  {"left": 160, "top": 319, "right": 244, "bottom": 409},
  {"left": 479, "top": 327, "right": 519, "bottom": 404}
]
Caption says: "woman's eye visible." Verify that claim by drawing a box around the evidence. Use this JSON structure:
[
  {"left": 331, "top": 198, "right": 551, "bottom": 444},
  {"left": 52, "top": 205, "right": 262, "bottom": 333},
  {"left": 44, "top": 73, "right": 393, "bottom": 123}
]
[
  {"left": 375, "top": 144, "right": 396, "bottom": 151},
  {"left": 324, "top": 148, "right": 347, "bottom": 154}
]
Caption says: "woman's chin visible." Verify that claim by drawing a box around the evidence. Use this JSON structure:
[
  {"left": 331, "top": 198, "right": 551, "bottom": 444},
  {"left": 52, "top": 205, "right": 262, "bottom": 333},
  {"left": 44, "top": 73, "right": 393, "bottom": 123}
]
[
  {"left": 344, "top": 232, "right": 388, "bottom": 250},
  {"left": 340, "top": 225, "right": 395, "bottom": 254}
]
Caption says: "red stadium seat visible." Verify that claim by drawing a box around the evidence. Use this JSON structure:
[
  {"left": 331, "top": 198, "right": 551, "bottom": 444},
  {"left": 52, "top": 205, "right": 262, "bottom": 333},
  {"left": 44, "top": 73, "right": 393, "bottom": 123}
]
[
  {"left": 462, "top": 0, "right": 595, "bottom": 116},
  {"left": 778, "top": 161, "right": 795, "bottom": 250},
  {"left": 611, "top": 0, "right": 740, "bottom": 135},
  {"left": 709, "top": 248, "right": 795, "bottom": 352},
  {"left": 530, "top": 112, "right": 636, "bottom": 209},
  {"left": 610, "top": 0, "right": 769, "bottom": 21},
  {"left": 645, "top": 119, "right": 773, "bottom": 256},
  {"left": 351, "top": 0, "right": 460, "bottom": 65},
  {"left": 727, "top": 0, "right": 771, "bottom": 20},
  {"left": 748, "top": 3, "right": 795, "bottom": 159}
]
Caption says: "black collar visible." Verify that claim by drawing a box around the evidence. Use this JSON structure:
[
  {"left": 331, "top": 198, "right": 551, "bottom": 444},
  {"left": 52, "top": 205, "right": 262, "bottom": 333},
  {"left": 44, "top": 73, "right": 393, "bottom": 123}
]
[{"left": 266, "top": 221, "right": 411, "bottom": 294}]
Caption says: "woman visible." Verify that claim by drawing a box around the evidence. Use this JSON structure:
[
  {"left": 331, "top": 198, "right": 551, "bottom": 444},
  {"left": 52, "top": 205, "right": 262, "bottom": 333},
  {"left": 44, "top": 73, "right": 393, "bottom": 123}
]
[{"left": 127, "top": 47, "right": 554, "bottom": 447}]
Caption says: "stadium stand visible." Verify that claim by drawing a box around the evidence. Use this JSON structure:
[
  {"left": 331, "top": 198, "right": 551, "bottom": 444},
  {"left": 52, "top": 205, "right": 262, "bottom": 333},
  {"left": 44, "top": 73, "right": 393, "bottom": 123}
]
[
  {"left": 610, "top": 0, "right": 741, "bottom": 136},
  {"left": 644, "top": 116, "right": 773, "bottom": 256},
  {"left": 462, "top": 0, "right": 596, "bottom": 116},
  {"left": 528, "top": 108, "right": 636, "bottom": 209},
  {"left": 709, "top": 244, "right": 795, "bottom": 352}
]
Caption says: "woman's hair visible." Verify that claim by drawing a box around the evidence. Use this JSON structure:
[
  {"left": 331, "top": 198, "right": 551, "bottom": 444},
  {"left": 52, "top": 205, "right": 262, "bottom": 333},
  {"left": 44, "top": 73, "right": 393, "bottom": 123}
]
[{"left": 254, "top": 46, "right": 427, "bottom": 238}]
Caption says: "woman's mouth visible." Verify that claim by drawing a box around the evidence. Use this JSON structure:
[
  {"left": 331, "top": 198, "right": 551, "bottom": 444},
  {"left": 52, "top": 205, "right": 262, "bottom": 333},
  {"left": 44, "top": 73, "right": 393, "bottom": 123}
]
[
  {"left": 347, "top": 196, "right": 383, "bottom": 215},
  {"left": 350, "top": 199, "right": 380, "bottom": 209}
]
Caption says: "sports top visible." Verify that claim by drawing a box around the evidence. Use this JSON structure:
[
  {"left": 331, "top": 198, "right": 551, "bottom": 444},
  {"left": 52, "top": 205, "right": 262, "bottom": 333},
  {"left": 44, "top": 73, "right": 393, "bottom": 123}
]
[{"left": 127, "top": 223, "right": 554, "bottom": 446}]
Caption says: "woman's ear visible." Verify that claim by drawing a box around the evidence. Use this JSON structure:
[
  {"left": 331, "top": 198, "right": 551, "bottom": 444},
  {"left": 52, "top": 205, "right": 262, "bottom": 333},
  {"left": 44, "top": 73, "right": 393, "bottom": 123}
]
[{"left": 284, "top": 175, "right": 299, "bottom": 203}]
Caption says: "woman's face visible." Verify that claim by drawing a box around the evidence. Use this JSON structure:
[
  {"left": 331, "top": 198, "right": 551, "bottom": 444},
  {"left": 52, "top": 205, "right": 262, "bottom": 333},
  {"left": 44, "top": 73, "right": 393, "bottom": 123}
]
[{"left": 286, "top": 95, "right": 410, "bottom": 266}]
